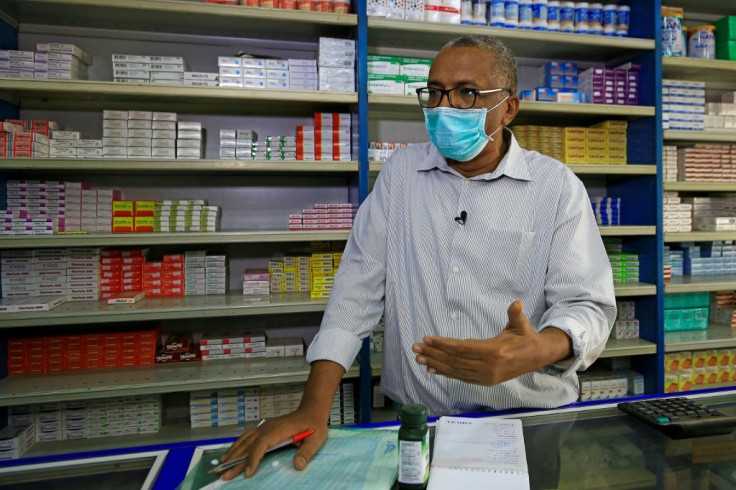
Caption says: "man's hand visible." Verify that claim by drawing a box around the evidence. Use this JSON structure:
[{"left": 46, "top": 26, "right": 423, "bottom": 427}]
[
  {"left": 411, "top": 300, "right": 573, "bottom": 386},
  {"left": 218, "top": 408, "right": 327, "bottom": 481}
]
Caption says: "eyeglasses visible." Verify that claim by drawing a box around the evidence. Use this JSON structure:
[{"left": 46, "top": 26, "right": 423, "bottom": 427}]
[{"left": 416, "top": 87, "right": 511, "bottom": 109}]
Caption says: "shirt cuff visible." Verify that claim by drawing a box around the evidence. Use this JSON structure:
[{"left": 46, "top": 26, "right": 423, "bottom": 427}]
[
  {"left": 306, "top": 328, "right": 363, "bottom": 373},
  {"left": 539, "top": 316, "right": 588, "bottom": 378}
]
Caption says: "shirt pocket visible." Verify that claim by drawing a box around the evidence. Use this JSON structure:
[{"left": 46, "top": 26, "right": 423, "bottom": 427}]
[{"left": 477, "top": 229, "right": 536, "bottom": 299}]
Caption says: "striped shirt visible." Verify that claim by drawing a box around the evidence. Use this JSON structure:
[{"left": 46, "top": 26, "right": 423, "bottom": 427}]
[{"left": 307, "top": 131, "right": 616, "bottom": 416}]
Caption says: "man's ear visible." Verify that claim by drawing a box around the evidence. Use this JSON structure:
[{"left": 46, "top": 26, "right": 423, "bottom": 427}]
[{"left": 503, "top": 96, "right": 521, "bottom": 126}]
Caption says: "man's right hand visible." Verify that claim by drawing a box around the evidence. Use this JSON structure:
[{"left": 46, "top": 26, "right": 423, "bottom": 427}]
[{"left": 218, "top": 407, "right": 328, "bottom": 481}]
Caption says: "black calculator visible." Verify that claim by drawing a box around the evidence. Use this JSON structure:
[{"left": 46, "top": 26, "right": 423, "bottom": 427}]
[{"left": 617, "top": 397, "right": 736, "bottom": 439}]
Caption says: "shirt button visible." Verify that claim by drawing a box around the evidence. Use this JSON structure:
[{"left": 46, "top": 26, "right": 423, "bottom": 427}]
[
  {"left": 463, "top": 180, "right": 470, "bottom": 185},
  {"left": 450, "top": 313, "right": 458, "bottom": 321},
  {"left": 452, "top": 266, "right": 459, "bottom": 274}
]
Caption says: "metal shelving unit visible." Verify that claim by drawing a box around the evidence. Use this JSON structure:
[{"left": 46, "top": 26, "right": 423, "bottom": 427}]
[
  {"left": 665, "top": 274, "right": 736, "bottom": 293},
  {"left": 366, "top": 17, "right": 654, "bottom": 59},
  {"left": 370, "top": 162, "right": 658, "bottom": 176},
  {"left": 0, "top": 0, "right": 358, "bottom": 39},
  {"left": 614, "top": 283, "right": 657, "bottom": 297},
  {"left": 0, "top": 159, "right": 360, "bottom": 175},
  {"left": 662, "top": 57, "right": 736, "bottom": 89},
  {"left": 599, "top": 226, "right": 656, "bottom": 237},
  {"left": 664, "top": 182, "right": 736, "bottom": 192},
  {"left": 0, "top": 357, "right": 361, "bottom": 407},
  {"left": 0, "top": 231, "right": 350, "bottom": 248},
  {"left": 665, "top": 323, "right": 736, "bottom": 352},
  {"left": 664, "top": 232, "right": 736, "bottom": 243},
  {"left": 664, "top": 130, "right": 736, "bottom": 144},
  {"left": 0, "top": 293, "right": 327, "bottom": 328},
  {"left": 0, "top": 80, "right": 357, "bottom": 114},
  {"left": 368, "top": 95, "right": 656, "bottom": 124}
]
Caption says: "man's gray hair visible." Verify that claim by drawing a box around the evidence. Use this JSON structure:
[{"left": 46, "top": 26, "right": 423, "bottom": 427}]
[{"left": 442, "top": 35, "right": 517, "bottom": 95}]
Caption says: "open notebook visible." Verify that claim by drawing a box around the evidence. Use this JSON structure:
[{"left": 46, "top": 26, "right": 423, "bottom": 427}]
[{"left": 427, "top": 416, "right": 530, "bottom": 490}]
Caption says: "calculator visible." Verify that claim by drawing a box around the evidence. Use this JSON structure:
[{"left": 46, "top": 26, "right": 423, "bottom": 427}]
[{"left": 617, "top": 397, "right": 736, "bottom": 439}]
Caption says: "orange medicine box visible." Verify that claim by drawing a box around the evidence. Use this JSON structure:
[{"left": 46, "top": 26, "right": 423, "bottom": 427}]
[
  {"left": 134, "top": 216, "right": 154, "bottom": 232},
  {"left": 113, "top": 217, "right": 133, "bottom": 232},
  {"left": 134, "top": 200, "right": 156, "bottom": 217},
  {"left": 113, "top": 201, "right": 134, "bottom": 217}
]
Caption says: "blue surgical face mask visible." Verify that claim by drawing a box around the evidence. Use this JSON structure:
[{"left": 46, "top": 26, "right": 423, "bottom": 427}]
[{"left": 423, "top": 95, "right": 509, "bottom": 162}]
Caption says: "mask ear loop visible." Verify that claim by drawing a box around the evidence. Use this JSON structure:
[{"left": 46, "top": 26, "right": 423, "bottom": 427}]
[{"left": 483, "top": 95, "right": 510, "bottom": 142}]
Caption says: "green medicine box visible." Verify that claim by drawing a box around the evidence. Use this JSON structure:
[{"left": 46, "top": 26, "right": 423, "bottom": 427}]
[
  {"left": 714, "top": 16, "right": 736, "bottom": 41},
  {"left": 717, "top": 39, "right": 736, "bottom": 61},
  {"left": 664, "top": 292, "right": 710, "bottom": 309}
]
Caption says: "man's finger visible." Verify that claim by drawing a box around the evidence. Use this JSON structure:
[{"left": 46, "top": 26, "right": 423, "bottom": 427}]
[
  {"left": 505, "top": 300, "right": 532, "bottom": 333},
  {"left": 419, "top": 337, "right": 487, "bottom": 362},
  {"left": 293, "top": 431, "right": 325, "bottom": 471},
  {"left": 221, "top": 428, "right": 257, "bottom": 462},
  {"left": 239, "top": 438, "right": 271, "bottom": 479},
  {"left": 418, "top": 354, "right": 482, "bottom": 382}
]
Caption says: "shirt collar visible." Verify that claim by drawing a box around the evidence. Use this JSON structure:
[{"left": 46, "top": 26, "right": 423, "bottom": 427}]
[{"left": 418, "top": 128, "right": 533, "bottom": 182}]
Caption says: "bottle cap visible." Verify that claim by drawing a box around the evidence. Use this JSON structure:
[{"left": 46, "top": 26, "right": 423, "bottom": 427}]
[{"left": 400, "top": 404, "right": 428, "bottom": 425}]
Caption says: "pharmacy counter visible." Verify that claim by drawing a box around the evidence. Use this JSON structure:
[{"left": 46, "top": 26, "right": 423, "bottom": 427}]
[{"left": 3, "top": 391, "right": 736, "bottom": 489}]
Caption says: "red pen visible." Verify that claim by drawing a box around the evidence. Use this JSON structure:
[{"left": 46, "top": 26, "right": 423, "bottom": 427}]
[{"left": 210, "top": 429, "right": 315, "bottom": 473}]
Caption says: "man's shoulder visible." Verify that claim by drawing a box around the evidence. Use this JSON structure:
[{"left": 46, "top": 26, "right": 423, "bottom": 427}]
[{"left": 520, "top": 147, "right": 579, "bottom": 183}]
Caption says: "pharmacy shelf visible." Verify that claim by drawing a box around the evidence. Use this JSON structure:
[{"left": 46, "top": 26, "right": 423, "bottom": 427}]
[
  {"left": 662, "top": 57, "right": 736, "bottom": 89},
  {"left": 22, "top": 420, "right": 252, "bottom": 460},
  {"left": 664, "top": 182, "right": 736, "bottom": 192},
  {"left": 665, "top": 274, "right": 736, "bottom": 293},
  {"left": 368, "top": 95, "right": 656, "bottom": 124},
  {"left": 0, "top": 357, "right": 361, "bottom": 407},
  {"left": 0, "top": 80, "right": 357, "bottom": 114},
  {"left": 0, "top": 231, "right": 350, "bottom": 249},
  {"left": 664, "top": 1, "right": 734, "bottom": 17},
  {"left": 665, "top": 323, "right": 736, "bottom": 352},
  {"left": 598, "top": 226, "right": 656, "bottom": 237},
  {"left": 0, "top": 0, "right": 357, "bottom": 39},
  {"left": 0, "top": 293, "right": 328, "bottom": 328},
  {"left": 614, "top": 283, "right": 657, "bottom": 297},
  {"left": 369, "top": 161, "right": 657, "bottom": 176},
  {"left": 664, "top": 130, "right": 736, "bottom": 144},
  {"left": 0, "top": 159, "right": 360, "bottom": 175},
  {"left": 665, "top": 232, "right": 736, "bottom": 243},
  {"left": 366, "top": 18, "right": 654, "bottom": 60},
  {"left": 370, "top": 338, "right": 657, "bottom": 376}
]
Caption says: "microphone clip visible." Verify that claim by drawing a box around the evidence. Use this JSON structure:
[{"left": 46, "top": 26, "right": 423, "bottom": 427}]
[{"left": 454, "top": 210, "right": 467, "bottom": 226}]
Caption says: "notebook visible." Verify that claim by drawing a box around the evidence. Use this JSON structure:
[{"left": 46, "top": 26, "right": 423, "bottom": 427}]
[{"left": 427, "top": 416, "right": 530, "bottom": 490}]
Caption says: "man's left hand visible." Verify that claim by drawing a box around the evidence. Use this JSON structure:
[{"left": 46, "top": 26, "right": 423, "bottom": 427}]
[{"left": 411, "top": 300, "right": 572, "bottom": 386}]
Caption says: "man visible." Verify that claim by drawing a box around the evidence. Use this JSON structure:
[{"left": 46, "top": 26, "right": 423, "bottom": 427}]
[{"left": 220, "top": 34, "right": 615, "bottom": 480}]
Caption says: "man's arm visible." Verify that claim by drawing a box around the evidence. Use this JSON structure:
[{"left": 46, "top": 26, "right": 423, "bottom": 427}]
[{"left": 220, "top": 360, "right": 345, "bottom": 480}]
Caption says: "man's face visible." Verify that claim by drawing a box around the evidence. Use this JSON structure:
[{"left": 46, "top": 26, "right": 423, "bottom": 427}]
[{"left": 427, "top": 46, "right": 510, "bottom": 136}]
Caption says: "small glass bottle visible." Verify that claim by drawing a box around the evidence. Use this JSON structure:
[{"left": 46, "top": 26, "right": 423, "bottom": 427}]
[{"left": 398, "top": 404, "right": 430, "bottom": 490}]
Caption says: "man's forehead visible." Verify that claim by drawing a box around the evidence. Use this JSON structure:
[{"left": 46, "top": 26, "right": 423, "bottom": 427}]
[{"left": 429, "top": 47, "right": 494, "bottom": 79}]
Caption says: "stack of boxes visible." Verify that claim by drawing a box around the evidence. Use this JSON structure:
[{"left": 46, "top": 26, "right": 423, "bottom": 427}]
[
  {"left": 112, "top": 200, "right": 152, "bottom": 233},
  {"left": 687, "top": 197, "right": 736, "bottom": 231},
  {"left": 50, "top": 131, "right": 103, "bottom": 159},
  {"left": 578, "top": 65, "right": 640, "bottom": 106},
  {"left": 217, "top": 56, "right": 318, "bottom": 91},
  {"left": 711, "top": 291, "right": 736, "bottom": 327},
  {"left": 198, "top": 332, "right": 267, "bottom": 361},
  {"left": 0, "top": 121, "right": 50, "bottom": 158},
  {"left": 328, "top": 382, "right": 355, "bottom": 425},
  {"left": 676, "top": 144, "right": 736, "bottom": 182},
  {"left": 366, "top": 55, "right": 431, "bottom": 95},
  {"left": 0, "top": 43, "right": 92, "bottom": 80},
  {"left": 184, "top": 251, "right": 206, "bottom": 296},
  {"left": 190, "top": 388, "right": 259, "bottom": 429},
  {"left": 608, "top": 253, "right": 639, "bottom": 285},
  {"left": 687, "top": 241, "right": 736, "bottom": 276},
  {"left": 111, "top": 200, "right": 220, "bottom": 234},
  {"left": 318, "top": 37, "right": 355, "bottom": 92},
  {"left": 155, "top": 333, "right": 200, "bottom": 364},
  {"left": 6, "top": 328, "right": 157, "bottom": 374},
  {"left": 715, "top": 15, "right": 736, "bottom": 61},
  {"left": 102, "top": 111, "right": 182, "bottom": 159},
  {"left": 288, "top": 202, "right": 357, "bottom": 231},
  {"left": 368, "top": 141, "right": 409, "bottom": 162},
  {"left": 0, "top": 423, "right": 35, "bottom": 460},
  {"left": 705, "top": 95, "right": 736, "bottom": 130},
  {"left": 205, "top": 254, "right": 227, "bottom": 295},
  {"left": 513, "top": 120, "right": 626, "bottom": 165},
  {"left": 663, "top": 145, "right": 678, "bottom": 182},
  {"left": 162, "top": 253, "right": 185, "bottom": 297},
  {"left": 252, "top": 135, "right": 297, "bottom": 160},
  {"left": 67, "top": 248, "right": 101, "bottom": 301},
  {"left": 665, "top": 349, "right": 736, "bottom": 393},
  {"left": 611, "top": 301, "right": 640, "bottom": 340},
  {"left": 534, "top": 61, "right": 583, "bottom": 104},
  {"left": 265, "top": 337, "right": 305, "bottom": 358},
  {"left": 370, "top": 318, "right": 385, "bottom": 354},
  {"left": 99, "top": 249, "right": 145, "bottom": 300},
  {"left": 177, "top": 121, "right": 204, "bottom": 159},
  {"left": 663, "top": 192, "right": 693, "bottom": 233},
  {"left": 664, "top": 245, "right": 685, "bottom": 277},
  {"left": 289, "top": 59, "right": 318, "bottom": 91},
  {"left": 662, "top": 79, "right": 705, "bottom": 131},
  {"left": 312, "top": 250, "right": 340, "bottom": 300},
  {"left": 267, "top": 255, "right": 311, "bottom": 295},
  {"left": 578, "top": 369, "right": 644, "bottom": 402},
  {"left": 242, "top": 269, "right": 270, "bottom": 296},
  {"left": 664, "top": 292, "right": 709, "bottom": 332},
  {"left": 590, "top": 197, "right": 620, "bottom": 226},
  {"left": 112, "top": 54, "right": 186, "bottom": 84},
  {"left": 294, "top": 112, "right": 352, "bottom": 161},
  {"left": 219, "top": 129, "right": 257, "bottom": 160},
  {"left": 184, "top": 71, "right": 219, "bottom": 87}
]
